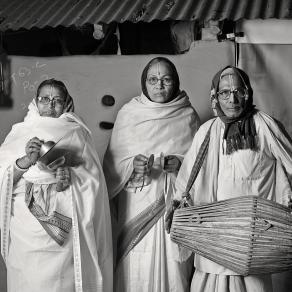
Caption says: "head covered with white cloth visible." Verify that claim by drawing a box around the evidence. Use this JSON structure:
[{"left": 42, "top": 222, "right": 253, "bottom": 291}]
[
  {"left": 0, "top": 79, "right": 113, "bottom": 292},
  {"left": 103, "top": 57, "right": 200, "bottom": 292},
  {"left": 104, "top": 57, "right": 201, "bottom": 198}
]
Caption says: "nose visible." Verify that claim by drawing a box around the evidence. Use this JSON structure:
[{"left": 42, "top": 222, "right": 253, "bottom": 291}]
[
  {"left": 156, "top": 79, "right": 164, "bottom": 88},
  {"left": 229, "top": 91, "right": 239, "bottom": 103},
  {"left": 48, "top": 99, "right": 55, "bottom": 107}
]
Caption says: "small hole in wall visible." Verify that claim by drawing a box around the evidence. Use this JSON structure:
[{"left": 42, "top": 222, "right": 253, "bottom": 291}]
[
  {"left": 101, "top": 95, "right": 115, "bottom": 106},
  {"left": 99, "top": 121, "right": 114, "bottom": 130}
]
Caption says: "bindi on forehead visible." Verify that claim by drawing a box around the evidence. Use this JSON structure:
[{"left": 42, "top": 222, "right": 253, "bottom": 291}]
[
  {"left": 47, "top": 85, "right": 54, "bottom": 97},
  {"left": 40, "top": 85, "right": 64, "bottom": 98},
  {"left": 219, "top": 74, "right": 242, "bottom": 89},
  {"left": 148, "top": 62, "right": 171, "bottom": 77}
]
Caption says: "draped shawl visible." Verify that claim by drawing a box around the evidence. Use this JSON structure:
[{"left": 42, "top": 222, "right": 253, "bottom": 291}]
[
  {"left": 175, "top": 111, "right": 292, "bottom": 274},
  {"left": 103, "top": 90, "right": 200, "bottom": 199},
  {"left": 0, "top": 101, "right": 113, "bottom": 292}
]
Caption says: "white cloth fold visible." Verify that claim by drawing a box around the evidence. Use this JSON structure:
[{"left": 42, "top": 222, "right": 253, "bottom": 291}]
[
  {"left": 0, "top": 100, "right": 113, "bottom": 292},
  {"left": 104, "top": 91, "right": 200, "bottom": 198},
  {"left": 175, "top": 111, "right": 292, "bottom": 291},
  {"left": 104, "top": 91, "right": 200, "bottom": 292}
]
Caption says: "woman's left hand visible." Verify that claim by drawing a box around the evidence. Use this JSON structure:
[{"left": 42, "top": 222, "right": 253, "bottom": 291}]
[
  {"left": 56, "top": 166, "right": 71, "bottom": 192},
  {"left": 163, "top": 155, "right": 181, "bottom": 173}
]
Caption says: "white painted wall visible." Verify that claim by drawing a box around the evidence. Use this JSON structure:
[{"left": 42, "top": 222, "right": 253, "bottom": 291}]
[{"left": 0, "top": 41, "right": 233, "bottom": 160}]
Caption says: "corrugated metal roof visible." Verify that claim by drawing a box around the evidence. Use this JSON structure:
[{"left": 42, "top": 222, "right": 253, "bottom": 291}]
[{"left": 1, "top": 0, "right": 292, "bottom": 31}]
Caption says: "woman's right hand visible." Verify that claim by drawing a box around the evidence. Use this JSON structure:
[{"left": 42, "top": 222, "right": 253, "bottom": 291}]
[
  {"left": 133, "top": 154, "right": 152, "bottom": 175},
  {"left": 25, "top": 137, "right": 44, "bottom": 166}
]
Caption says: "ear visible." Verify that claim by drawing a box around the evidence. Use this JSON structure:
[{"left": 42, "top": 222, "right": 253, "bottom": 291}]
[
  {"left": 210, "top": 88, "right": 216, "bottom": 99},
  {"left": 211, "top": 98, "right": 217, "bottom": 109},
  {"left": 211, "top": 98, "right": 219, "bottom": 116}
]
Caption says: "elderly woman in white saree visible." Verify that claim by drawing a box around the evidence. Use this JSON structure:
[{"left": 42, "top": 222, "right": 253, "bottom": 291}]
[
  {"left": 171, "top": 66, "right": 292, "bottom": 292},
  {"left": 103, "top": 57, "right": 200, "bottom": 292},
  {"left": 0, "top": 79, "right": 113, "bottom": 292}
]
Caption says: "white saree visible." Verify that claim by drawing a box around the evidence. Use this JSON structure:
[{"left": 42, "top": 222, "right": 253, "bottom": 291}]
[
  {"left": 175, "top": 111, "right": 292, "bottom": 292},
  {"left": 0, "top": 101, "right": 113, "bottom": 292},
  {"left": 103, "top": 91, "right": 200, "bottom": 292}
]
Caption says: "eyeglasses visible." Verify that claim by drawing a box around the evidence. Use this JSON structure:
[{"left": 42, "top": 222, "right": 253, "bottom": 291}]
[
  {"left": 37, "top": 96, "right": 65, "bottom": 106},
  {"left": 217, "top": 87, "right": 247, "bottom": 100},
  {"left": 146, "top": 76, "right": 173, "bottom": 86}
]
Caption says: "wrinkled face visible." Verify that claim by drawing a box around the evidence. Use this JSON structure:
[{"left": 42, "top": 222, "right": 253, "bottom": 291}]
[
  {"left": 218, "top": 73, "right": 247, "bottom": 118},
  {"left": 37, "top": 85, "right": 65, "bottom": 118},
  {"left": 145, "top": 61, "right": 174, "bottom": 103}
]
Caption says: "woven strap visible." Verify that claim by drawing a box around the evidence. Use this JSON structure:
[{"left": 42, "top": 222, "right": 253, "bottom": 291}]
[
  {"left": 116, "top": 193, "right": 165, "bottom": 265},
  {"left": 181, "top": 120, "right": 215, "bottom": 207}
]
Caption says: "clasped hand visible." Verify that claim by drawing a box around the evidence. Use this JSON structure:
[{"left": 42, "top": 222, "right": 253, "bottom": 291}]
[
  {"left": 25, "top": 137, "right": 71, "bottom": 191},
  {"left": 163, "top": 155, "right": 181, "bottom": 173},
  {"left": 25, "top": 137, "right": 44, "bottom": 166},
  {"left": 133, "top": 154, "right": 181, "bottom": 174},
  {"left": 133, "top": 154, "right": 153, "bottom": 175}
]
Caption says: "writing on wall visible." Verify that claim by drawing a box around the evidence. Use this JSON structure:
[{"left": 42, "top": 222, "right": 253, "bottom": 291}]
[{"left": 11, "top": 61, "right": 49, "bottom": 95}]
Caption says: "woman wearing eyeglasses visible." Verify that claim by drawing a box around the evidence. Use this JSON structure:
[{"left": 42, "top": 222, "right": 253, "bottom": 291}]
[
  {"left": 103, "top": 57, "right": 200, "bottom": 292},
  {"left": 169, "top": 66, "right": 292, "bottom": 292},
  {"left": 0, "top": 79, "right": 113, "bottom": 292}
]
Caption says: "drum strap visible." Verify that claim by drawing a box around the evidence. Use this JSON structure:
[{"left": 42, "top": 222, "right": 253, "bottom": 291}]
[{"left": 181, "top": 120, "right": 215, "bottom": 207}]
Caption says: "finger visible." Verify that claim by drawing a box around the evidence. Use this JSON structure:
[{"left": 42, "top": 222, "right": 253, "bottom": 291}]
[
  {"left": 165, "top": 166, "right": 177, "bottom": 172},
  {"left": 28, "top": 146, "right": 42, "bottom": 153},
  {"left": 164, "top": 166, "right": 176, "bottom": 173},
  {"left": 27, "top": 145, "right": 42, "bottom": 154},
  {"left": 134, "top": 159, "right": 148, "bottom": 166},
  {"left": 27, "top": 152, "right": 39, "bottom": 165},
  {"left": 134, "top": 166, "right": 148, "bottom": 173},
  {"left": 56, "top": 168, "right": 70, "bottom": 182},
  {"left": 56, "top": 171, "right": 69, "bottom": 180},
  {"left": 135, "top": 154, "right": 148, "bottom": 162},
  {"left": 165, "top": 155, "right": 178, "bottom": 162},
  {"left": 56, "top": 167, "right": 68, "bottom": 175},
  {"left": 29, "top": 138, "right": 44, "bottom": 147},
  {"left": 134, "top": 161, "right": 148, "bottom": 168},
  {"left": 30, "top": 141, "right": 43, "bottom": 147},
  {"left": 57, "top": 167, "right": 70, "bottom": 176},
  {"left": 56, "top": 168, "right": 65, "bottom": 177},
  {"left": 165, "top": 154, "right": 175, "bottom": 159},
  {"left": 57, "top": 177, "right": 70, "bottom": 183},
  {"left": 134, "top": 163, "right": 148, "bottom": 169},
  {"left": 165, "top": 156, "right": 178, "bottom": 164},
  {"left": 30, "top": 137, "right": 43, "bottom": 142},
  {"left": 47, "top": 156, "right": 65, "bottom": 170},
  {"left": 165, "top": 163, "right": 177, "bottom": 170}
]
